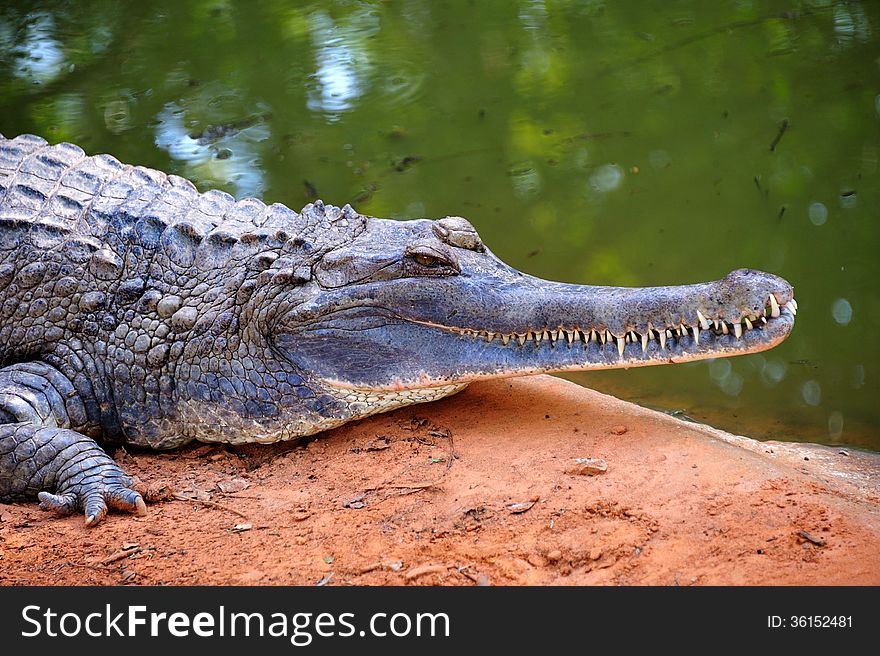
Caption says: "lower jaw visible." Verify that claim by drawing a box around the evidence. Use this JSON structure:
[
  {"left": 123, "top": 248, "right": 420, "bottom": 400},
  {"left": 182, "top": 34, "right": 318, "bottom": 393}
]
[
  {"left": 328, "top": 323, "right": 791, "bottom": 392},
  {"left": 543, "top": 324, "right": 791, "bottom": 371}
]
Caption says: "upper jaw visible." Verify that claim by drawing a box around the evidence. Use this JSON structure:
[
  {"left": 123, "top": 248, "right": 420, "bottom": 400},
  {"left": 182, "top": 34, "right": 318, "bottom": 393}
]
[{"left": 401, "top": 268, "right": 797, "bottom": 371}]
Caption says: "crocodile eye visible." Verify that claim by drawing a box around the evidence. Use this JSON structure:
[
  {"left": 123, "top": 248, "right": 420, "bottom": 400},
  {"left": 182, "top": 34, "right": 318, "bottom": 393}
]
[
  {"left": 404, "top": 242, "right": 460, "bottom": 276},
  {"left": 414, "top": 253, "right": 442, "bottom": 267}
]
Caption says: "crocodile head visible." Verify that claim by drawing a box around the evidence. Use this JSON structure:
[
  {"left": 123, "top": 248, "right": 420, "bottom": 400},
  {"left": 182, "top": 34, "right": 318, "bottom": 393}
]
[{"left": 276, "top": 214, "right": 796, "bottom": 416}]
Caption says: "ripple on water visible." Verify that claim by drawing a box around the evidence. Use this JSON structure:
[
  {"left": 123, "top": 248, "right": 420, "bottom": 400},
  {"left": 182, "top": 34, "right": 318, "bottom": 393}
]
[
  {"left": 801, "top": 380, "right": 821, "bottom": 406},
  {"left": 720, "top": 372, "right": 744, "bottom": 397},
  {"left": 831, "top": 298, "right": 852, "bottom": 325},
  {"left": 761, "top": 358, "right": 787, "bottom": 386},
  {"left": 589, "top": 164, "right": 624, "bottom": 193},
  {"left": 808, "top": 202, "right": 827, "bottom": 225},
  {"left": 508, "top": 162, "right": 542, "bottom": 199},
  {"left": 828, "top": 411, "right": 844, "bottom": 439},
  {"left": 708, "top": 358, "right": 731, "bottom": 382},
  {"left": 371, "top": 61, "right": 427, "bottom": 111}
]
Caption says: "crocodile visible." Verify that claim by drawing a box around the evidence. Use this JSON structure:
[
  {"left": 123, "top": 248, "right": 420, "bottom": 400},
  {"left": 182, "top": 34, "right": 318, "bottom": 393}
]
[{"left": 0, "top": 133, "right": 797, "bottom": 525}]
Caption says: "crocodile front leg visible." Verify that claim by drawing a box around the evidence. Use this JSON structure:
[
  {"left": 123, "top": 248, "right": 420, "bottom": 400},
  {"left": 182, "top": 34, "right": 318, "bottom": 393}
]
[{"left": 0, "top": 362, "right": 145, "bottom": 526}]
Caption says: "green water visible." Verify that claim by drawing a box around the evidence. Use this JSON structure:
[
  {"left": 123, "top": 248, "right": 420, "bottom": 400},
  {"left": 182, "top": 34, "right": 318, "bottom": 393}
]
[{"left": 1, "top": 0, "right": 878, "bottom": 450}]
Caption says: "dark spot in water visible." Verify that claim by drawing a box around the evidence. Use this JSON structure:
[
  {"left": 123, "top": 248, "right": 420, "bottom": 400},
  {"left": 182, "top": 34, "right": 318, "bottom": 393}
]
[{"left": 393, "top": 155, "right": 421, "bottom": 172}]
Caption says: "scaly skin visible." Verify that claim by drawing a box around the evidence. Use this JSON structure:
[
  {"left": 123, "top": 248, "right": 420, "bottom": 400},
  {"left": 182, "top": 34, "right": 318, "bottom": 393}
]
[{"left": 0, "top": 134, "right": 796, "bottom": 525}]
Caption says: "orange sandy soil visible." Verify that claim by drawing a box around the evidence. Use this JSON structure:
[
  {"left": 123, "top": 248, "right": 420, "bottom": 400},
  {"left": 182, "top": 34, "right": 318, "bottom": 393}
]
[{"left": 1, "top": 375, "right": 878, "bottom": 586}]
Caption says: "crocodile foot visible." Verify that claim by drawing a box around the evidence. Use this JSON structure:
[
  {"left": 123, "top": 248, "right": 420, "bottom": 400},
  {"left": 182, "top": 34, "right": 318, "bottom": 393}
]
[{"left": 38, "top": 456, "right": 147, "bottom": 527}]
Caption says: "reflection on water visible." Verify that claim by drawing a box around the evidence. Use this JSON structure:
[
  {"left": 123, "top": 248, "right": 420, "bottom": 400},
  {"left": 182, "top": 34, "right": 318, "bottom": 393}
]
[
  {"left": 154, "top": 101, "right": 268, "bottom": 198},
  {"left": 11, "top": 13, "right": 64, "bottom": 84},
  {"left": 832, "top": 3, "right": 873, "bottom": 43},
  {"left": 0, "top": 0, "right": 878, "bottom": 449},
  {"left": 303, "top": 6, "right": 425, "bottom": 119},
  {"left": 306, "top": 10, "right": 373, "bottom": 119}
]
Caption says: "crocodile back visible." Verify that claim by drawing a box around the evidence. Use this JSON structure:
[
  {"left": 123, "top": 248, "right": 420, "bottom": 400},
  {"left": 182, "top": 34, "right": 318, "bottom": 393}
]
[{"left": 0, "top": 133, "right": 366, "bottom": 364}]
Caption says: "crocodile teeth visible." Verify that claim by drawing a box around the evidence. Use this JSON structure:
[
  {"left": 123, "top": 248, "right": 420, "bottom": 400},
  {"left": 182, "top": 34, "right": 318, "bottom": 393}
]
[
  {"left": 501, "top": 334, "right": 511, "bottom": 345},
  {"left": 769, "top": 294, "right": 780, "bottom": 318},
  {"left": 692, "top": 325, "right": 699, "bottom": 345},
  {"left": 550, "top": 330, "right": 559, "bottom": 343},
  {"left": 641, "top": 332, "right": 649, "bottom": 353},
  {"left": 761, "top": 316, "right": 768, "bottom": 325},
  {"left": 721, "top": 322, "right": 728, "bottom": 335},
  {"left": 790, "top": 298, "right": 798, "bottom": 311},
  {"left": 517, "top": 333, "right": 527, "bottom": 346},
  {"left": 743, "top": 317, "right": 753, "bottom": 331},
  {"left": 785, "top": 299, "right": 797, "bottom": 315},
  {"left": 733, "top": 323, "right": 742, "bottom": 339},
  {"left": 605, "top": 330, "right": 613, "bottom": 345},
  {"left": 713, "top": 320, "right": 720, "bottom": 330},
  {"left": 659, "top": 330, "right": 666, "bottom": 350},
  {"left": 565, "top": 330, "right": 574, "bottom": 346},
  {"left": 617, "top": 337, "right": 625, "bottom": 358},
  {"left": 696, "top": 310, "right": 711, "bottom": 330}
]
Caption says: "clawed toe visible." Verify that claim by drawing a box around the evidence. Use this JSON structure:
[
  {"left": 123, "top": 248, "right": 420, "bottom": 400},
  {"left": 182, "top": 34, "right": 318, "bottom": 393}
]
[
  {"left": 39, "top": 476, "right": 147, "bottom": 526},
  {"left": 37, "top": 491, "right": 77, "bottom": 515},
  {"left": 108, "top": 486, "right": 148, "bottom": 516}
]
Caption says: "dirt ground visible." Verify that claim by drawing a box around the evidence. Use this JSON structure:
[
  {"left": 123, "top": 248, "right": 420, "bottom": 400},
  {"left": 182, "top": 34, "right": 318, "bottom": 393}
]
[{"left": 1, "top": 375, "right": 878, "bottom": 586}]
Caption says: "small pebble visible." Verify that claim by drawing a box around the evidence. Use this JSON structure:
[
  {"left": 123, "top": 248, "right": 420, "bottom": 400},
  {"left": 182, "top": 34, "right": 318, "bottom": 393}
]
[
  {"left": 610, "top": 425, "right": 628, "bottom": 435},
  {"left": 217, "top": 478, "right": 249, "bottom": 493},
  {"left": 527, "top": 554, "right": 546, "bottom": 568},
  {"left": 546, "top": 549, "right": 563, "bottom": 562},
  {"left": 565, "top": 458, "right": 608, "bottom": 476}
]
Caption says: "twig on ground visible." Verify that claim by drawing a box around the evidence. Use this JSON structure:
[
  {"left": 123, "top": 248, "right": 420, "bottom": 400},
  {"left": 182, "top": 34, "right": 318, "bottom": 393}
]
[
  {"left": 172, "top": 493, "right": 248, "bottom": 519},
  {"left": 101, "top": 547, "right": 143, "bottom": 565}
]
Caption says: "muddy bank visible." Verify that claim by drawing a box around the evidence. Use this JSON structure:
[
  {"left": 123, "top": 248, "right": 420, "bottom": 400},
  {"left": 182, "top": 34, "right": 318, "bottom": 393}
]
[{"left": 1, "top": 375, "right": 877, "bottom": 585}]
